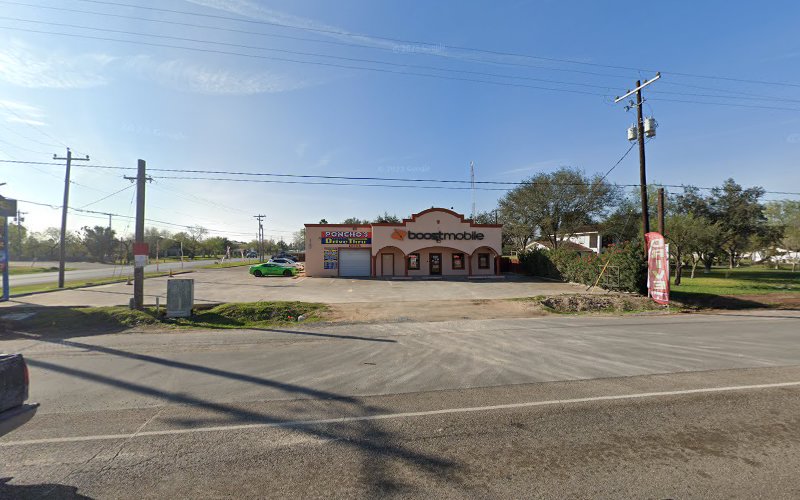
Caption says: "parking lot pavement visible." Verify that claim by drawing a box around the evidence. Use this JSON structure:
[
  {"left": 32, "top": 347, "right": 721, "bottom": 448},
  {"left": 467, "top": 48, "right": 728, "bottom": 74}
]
[{"left": 3, "top": 267, "right": 598, "bottom": 307}]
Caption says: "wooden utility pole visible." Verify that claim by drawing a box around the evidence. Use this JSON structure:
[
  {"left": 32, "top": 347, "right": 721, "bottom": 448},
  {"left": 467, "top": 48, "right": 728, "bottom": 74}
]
[
  {"left": 657, "top": 187, "right": 665, "bottom": 235},
  {"left": 614, "top": 73, "right": 660, "bottom": 255},
  {"left": 53, "top": 148, "right": 89, "bottom": 288},
  {"left": 15, "top": 209, "right": 26, "bottom": 257},
  {"left": 636, "top": 82, "right": 650, "bottom": 239},
  {"left": 254, "top": 214, "right": 265, "bottom": 262},
  {"left": 125, "top": 159, "right": 150, "bottom": 310}
]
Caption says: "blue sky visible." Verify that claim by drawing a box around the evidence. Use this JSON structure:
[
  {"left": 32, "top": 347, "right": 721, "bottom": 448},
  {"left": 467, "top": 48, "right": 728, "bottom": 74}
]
[{"left": 1, "top": 0, "right": 799, "bottom": 241}]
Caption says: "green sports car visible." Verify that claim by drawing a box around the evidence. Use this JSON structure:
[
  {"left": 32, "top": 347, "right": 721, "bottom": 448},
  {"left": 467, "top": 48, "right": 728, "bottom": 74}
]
[{"left": 249, "top": 263, "right": 298, "bottom": 277}]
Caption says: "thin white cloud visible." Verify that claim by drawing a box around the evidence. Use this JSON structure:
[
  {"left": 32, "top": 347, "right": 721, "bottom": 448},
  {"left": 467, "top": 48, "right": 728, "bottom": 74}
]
[
  {"left": 0, "top": 39, "right": 113, "bottom": 89},
  {"left": 184, "top": 0, "right": 403, "bottom": 51},
  {"left": 126, "top": 55, "right": 309, "bottom": 95},
  {"left": 499, "top": 160, "right": 569, "bottom": 175},
  {"left": 0, "top": 99, "right": 48, "bottom": 127},
  {"left": 6, "top": 115, "right": 47, "bottom": 127}
]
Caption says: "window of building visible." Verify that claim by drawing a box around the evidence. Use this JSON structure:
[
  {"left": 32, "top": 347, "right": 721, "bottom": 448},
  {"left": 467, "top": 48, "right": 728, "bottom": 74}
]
[
  {"left": 478, "top": 253, "right": 490, "bottom": 269},
  {"left": 408, "top": 253, "right": 420, "bottom": 270},
  {"left": 452, "top": 253, "right": 465, "bottom": 270},
  {"left": 589, "top": 234, "right": 598, "bottom": 248}
]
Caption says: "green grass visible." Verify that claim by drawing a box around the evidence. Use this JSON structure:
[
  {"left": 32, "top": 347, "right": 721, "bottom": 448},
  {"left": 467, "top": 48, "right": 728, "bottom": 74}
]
[
  {"left": 0, "top": 301, "right": 329, "bottom": 334},
  {"left": 9, "top": 271, "right": 193, "bottom": 296},
  {"left": 0, "top": 306, "right": 161, "bottom": 332},
  {"left": 671, "top": 266, "right": 799, "bottom": 296},
  {"left": 165, "top": 301, "right": 328, "bottom": 329},
  {"left": 8, "top": 266, "right": 75, "bottom": 275}
]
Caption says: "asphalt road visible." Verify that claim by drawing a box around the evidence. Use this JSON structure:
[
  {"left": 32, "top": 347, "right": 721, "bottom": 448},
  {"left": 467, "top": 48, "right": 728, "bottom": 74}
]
[
  {"left": 2, "top": 311, "right": 800, "bottom": 498},
  {"left": 9, "top": 259, "right": 235, "bottom": 287}
]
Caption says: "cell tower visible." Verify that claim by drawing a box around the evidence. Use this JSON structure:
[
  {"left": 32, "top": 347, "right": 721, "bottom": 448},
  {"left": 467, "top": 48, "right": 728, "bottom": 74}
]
[{"left": 470, "top": 161, "right": 476, "bottom": 220}]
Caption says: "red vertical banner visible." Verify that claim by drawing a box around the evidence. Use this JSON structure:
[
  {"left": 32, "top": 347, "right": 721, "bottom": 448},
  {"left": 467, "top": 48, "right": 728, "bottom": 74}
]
[{"left": 645, "top": 232, "right": 670, "bottom": 305}]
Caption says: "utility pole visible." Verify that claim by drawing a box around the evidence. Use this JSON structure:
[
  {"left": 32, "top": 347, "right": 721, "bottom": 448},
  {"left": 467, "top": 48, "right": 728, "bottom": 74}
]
[
  {"left": 657, "top": 187, "right": 665, "bottom": 236},
  {"left": 53, "top": 148, "right": 89, "bottom": 288},
  {"left": 14, "top": 210, "right": 26, "bottom": 257},
  {"left": 254, "top": 214, "right": 265, "bottom": 262},
  {"left": 614, "top": 72, "right": 660, "bottom": 253},
  {"left": 124, "top": 160, "right": 151, "bottom": 310},
  {"left": 635, "top": 81, "right": 650, "bottom": 238},
  {"left": 470, "top": 161, "right": 476, "bottom": 220}
]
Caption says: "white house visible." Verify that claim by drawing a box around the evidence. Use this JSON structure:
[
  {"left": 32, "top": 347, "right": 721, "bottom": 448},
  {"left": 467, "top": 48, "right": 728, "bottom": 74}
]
[{"left": 525, "top": 226, "right": 604, "bottom": 255}]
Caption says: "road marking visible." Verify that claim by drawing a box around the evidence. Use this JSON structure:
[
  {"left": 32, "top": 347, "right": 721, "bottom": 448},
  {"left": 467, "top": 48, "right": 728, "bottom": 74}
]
[{"left": 3, "top": 380, "right": 799, "bottom": 446}]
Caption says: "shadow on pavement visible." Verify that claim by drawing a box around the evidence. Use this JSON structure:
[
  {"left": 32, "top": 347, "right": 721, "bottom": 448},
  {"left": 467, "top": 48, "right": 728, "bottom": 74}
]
[
  {"left": 0, "top": 477, "right": 93, "bottom": 499},
  {"left": 23, "top": 336, "right": 458, "bottom": 494}
]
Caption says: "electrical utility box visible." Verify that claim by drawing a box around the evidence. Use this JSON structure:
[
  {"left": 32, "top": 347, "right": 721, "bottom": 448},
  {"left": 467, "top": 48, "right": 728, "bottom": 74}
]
[{"left": 166, "top": 279, "right": 194, "bottom": 318}]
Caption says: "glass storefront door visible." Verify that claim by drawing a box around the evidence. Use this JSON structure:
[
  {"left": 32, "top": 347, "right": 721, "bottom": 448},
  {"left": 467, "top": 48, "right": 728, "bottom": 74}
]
[{"left": 429, "top": 253, "right": 442, "bottom": 275}]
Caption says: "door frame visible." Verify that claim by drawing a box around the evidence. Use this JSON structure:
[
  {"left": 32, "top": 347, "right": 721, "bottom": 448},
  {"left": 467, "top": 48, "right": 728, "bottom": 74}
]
[
  {"left": 381, "top": 253, "right": 395, "bottom": 276},
  {"left": 429, "top": 253, "right": 442, "bottom": 275}
]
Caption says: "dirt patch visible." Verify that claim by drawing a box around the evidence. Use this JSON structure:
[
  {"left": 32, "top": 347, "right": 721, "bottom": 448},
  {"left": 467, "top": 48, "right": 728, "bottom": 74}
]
[
  {"left": 326, "top": 294, "right": 663, "bottom": 324},
  {"left": 539, "top": 294, "right": 662, "bottom": 314},
  {"left": 729, "top": 293, "right": 800, "bottom": 309},
  {"left": 326, "top": 299, "right": 550, "bottom": 324}
]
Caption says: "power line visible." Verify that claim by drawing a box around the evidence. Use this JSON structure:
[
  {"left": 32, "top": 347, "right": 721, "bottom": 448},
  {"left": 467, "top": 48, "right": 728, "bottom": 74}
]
[
  {"left": 77, "top": 184, "right": 134, "bottom": 209},
  {"left": 148, "top": 175, "right": 516, "bottom": 191},
  {"left": 0, "top": 1, "right": 640, "bottom": 82},
  {"left": 648, "top": 97, "right": 800, "bottom": 112},
  {"left": 5, "top": 22, "right": 799, "bottom": 112},
  {"left": 0, "top": 100, "right": 67, "bottom": 148},
  {"left": 0, "top": 16, "right": 628, "bottom": 94},
  {"left": 54, "top": 0, "right": 800, "bottom": 89},
  {"left": 3, "top": 158, "right": 799, "bottom": 195},
  {"left": 0, "top": 25, "right": 612, "bottom": 98}
]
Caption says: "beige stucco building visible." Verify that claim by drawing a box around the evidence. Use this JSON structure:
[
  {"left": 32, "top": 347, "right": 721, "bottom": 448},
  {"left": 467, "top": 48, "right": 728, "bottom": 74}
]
[{"left": 304, "top": 208, "right": 503, "bottom": 277}]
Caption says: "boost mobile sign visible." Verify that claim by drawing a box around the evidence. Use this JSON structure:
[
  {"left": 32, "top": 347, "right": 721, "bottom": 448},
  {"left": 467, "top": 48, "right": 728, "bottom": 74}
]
[{"left": 407, "top": 231, "right": 484, "bottom": 243}]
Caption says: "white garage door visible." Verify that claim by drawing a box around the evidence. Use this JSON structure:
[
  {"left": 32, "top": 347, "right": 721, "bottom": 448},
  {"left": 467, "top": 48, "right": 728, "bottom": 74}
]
[{"left": 338, "top": 249, "right": 371, "bottom": 277}]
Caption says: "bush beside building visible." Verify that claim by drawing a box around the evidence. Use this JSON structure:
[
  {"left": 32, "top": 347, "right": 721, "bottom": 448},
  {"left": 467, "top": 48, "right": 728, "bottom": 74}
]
[{"left": 519, "top": 242, "right": 647, "bottom": 294}]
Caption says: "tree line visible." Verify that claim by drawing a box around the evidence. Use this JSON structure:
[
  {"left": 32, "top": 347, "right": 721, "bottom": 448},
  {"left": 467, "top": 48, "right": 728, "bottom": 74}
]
[
  {"left": 7, "top": 223, "right": 298, "bottom": 263},
  {"left": 474, "top": 167, "right": 799, "bottom": 280}
]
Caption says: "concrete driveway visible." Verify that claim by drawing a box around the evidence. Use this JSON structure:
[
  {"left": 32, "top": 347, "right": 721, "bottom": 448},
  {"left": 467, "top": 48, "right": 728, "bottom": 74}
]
[{"left": 3, "top": 267, "right": 597, "bottom": 307}]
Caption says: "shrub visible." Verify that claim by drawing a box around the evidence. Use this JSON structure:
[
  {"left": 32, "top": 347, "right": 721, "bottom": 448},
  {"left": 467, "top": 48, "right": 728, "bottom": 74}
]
[{"left": 519, "top": 242, "right": 646, "bottom": 294}]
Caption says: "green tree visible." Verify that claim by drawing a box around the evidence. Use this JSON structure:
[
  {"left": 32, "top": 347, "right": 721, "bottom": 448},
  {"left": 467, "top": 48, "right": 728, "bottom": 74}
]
[
  {"left": 473, "top": 210, "right": 499, "bottom": 225},
  {"left": 292, "top": 228, "right": 306, "bottom": 250},
  {"left": 498, "top": 167, "right": 618, "bottom": 252},
  {"left": 82, "top": 226, "right": 117, "bottom": 263},
  {"left": 8, "top": 223, "right": 28, "bottom": 260},
  {"left": 144, "top": 227, "right": 174, "bottom": 259},
  {"left": 708, "top": 179, "right": 769, "bottom": 268},
  {"left": 664, "top": 214, "right": 721, "bottom": 285},
  {"left": 373, "top": 212, "right": 401, "bottom": 223},
  {"left": 342, "top": 217, "right": 368, "bottom": 225},
  {"left": 765, "top": 200, "right": 800, "bottom": 270}
]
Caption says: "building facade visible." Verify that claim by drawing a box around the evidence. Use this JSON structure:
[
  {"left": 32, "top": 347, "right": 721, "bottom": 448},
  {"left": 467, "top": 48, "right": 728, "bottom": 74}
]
[{"left": 305, "top": 208, "right": 503, "bottom": 277}]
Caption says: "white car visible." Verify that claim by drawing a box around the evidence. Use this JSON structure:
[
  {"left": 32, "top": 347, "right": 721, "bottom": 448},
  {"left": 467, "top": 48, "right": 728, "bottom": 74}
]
[{"left": 268, "top": 258, "right": 298, "bottom": 267}]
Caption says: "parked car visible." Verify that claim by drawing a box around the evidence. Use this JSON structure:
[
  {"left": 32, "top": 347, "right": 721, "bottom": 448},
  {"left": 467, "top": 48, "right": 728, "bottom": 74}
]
[
  {"left": 249, "top": 262, "right": 298, "bottom": 277},
  {"left": 268, "top": 258, "right": 298, "bottom": 267},
  {"left": 271, "top": 254, "right": 298, "bottom": 262},
  {"left": 0, "top": 354, "right": 38, "bottom": 437},
  {"left": 245, "top": 251, "right": 258, "bottom": 258}
]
